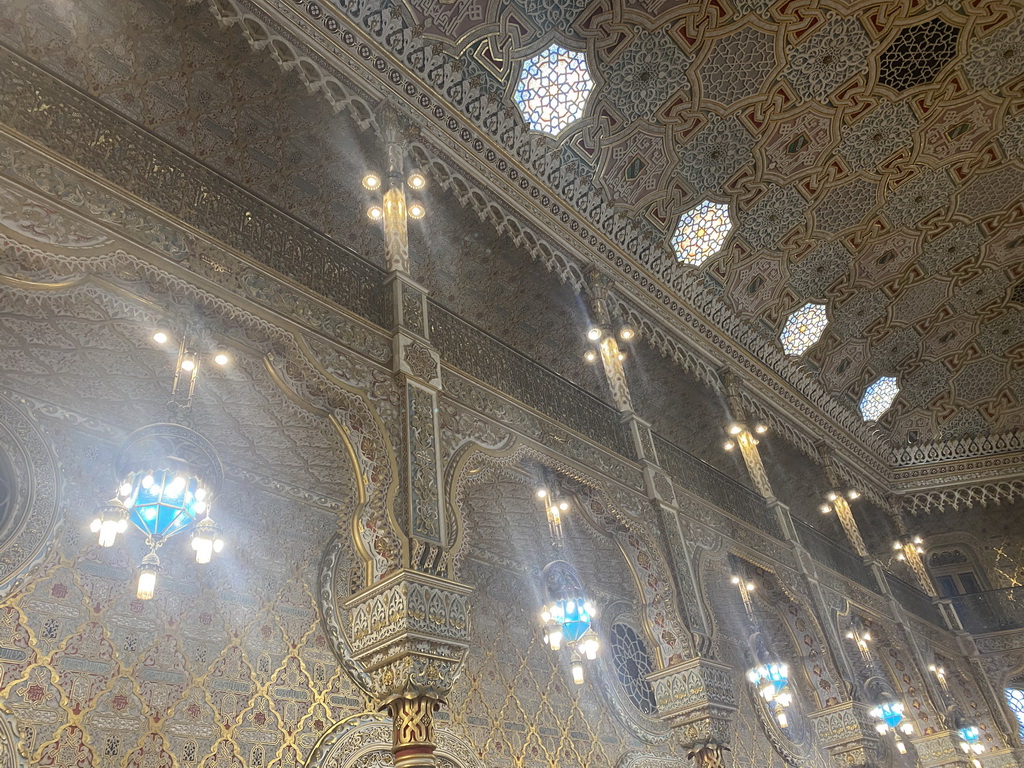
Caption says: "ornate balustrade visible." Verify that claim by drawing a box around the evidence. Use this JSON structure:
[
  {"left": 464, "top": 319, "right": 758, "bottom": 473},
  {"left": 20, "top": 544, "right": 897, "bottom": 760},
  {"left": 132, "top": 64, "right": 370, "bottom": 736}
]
[
  {"left": 653, "top": 435, "right": 783, "bottom": 539},
  {"left": 948, "top": 588, "right": 1024, "bottom": 634},
  {"left": 429, "top": 304, "right": 635, "bottom": 458},
  {"left": 884, "top": 572, "right": 943, "bottom": 625}
]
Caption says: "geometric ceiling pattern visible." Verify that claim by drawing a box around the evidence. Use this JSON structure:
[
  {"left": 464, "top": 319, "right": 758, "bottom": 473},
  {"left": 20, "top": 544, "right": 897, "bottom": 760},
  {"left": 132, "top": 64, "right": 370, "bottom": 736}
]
[{"left": 395, "top": 0, "right": 1024, "bottom": 444}]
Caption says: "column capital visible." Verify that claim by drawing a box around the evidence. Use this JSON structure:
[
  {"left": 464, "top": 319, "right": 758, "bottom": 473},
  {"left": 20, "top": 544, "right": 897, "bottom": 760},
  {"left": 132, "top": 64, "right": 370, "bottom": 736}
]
[
  {"left": 912, "top": 731, "right": 977, "bottom": 768},
  {"left": 810, "top": 702, "right": 882, "bottom": 768},
  {"left": 648, "top": 659, "right": 737, "bottom": 744},
  {"left": 343, "top": 569, "right": 473, "bottom": 704}
]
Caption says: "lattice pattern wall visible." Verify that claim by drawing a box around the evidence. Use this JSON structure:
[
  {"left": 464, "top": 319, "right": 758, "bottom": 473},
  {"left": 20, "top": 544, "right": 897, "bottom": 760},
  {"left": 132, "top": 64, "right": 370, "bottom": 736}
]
[{"left": 0, "top": 430, "right": 368, "bottom": 768}]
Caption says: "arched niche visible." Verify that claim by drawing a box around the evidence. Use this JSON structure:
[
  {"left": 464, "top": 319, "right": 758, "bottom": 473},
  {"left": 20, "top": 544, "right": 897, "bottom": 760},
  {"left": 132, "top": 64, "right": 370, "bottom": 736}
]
[
  {"left": 446, "top": 440, "right": 694, "bottom": 669},
  {"left": 835, "top": 611, "right": 937, "bottom": 737},
  {"left": 700, "top": 553, "right": 847, "bottom": 766}
]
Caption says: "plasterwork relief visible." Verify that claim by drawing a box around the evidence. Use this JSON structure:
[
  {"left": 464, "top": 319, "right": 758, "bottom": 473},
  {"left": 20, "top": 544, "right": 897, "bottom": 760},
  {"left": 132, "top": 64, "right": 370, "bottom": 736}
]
[
  {"left": 0, "top": 394, "right": 62, "bottom": 597},
  {"left": 0, "top": 0, "right": 897, "bottom": 507},
  {"left": 0, "top": 216, "right": 409, "bottom": 584}
]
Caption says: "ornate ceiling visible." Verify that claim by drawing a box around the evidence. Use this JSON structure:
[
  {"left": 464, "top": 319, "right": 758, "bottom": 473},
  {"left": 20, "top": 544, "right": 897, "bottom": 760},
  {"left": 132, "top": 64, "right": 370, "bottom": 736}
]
[{"left": 393, "top": 0, "right": 1024, "bottom": 444}]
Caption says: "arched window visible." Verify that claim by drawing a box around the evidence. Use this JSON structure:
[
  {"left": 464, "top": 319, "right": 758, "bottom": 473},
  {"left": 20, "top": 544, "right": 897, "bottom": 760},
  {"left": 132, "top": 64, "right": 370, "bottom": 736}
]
[
  {"left": 1005, "top": 687, "right": 1024, "bottom": 739},
  {"left": 927, "top": 547, "right": 985, "bottom": 596}
]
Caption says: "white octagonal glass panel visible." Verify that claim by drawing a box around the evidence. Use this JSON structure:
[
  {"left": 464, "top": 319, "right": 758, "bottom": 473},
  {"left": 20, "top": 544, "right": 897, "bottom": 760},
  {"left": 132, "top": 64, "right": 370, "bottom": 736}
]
[
  {"left": 781, "top": 302, "right": 828, "bottom": 356},
  {"left": 671, "top": 200, "right": 732, "bottom": 266},
  {"left": 860, "top": 376, "right": 899, "bottom": 421},
  {"left": 514, "top": 45, "right": 593, "bottom": 136}
]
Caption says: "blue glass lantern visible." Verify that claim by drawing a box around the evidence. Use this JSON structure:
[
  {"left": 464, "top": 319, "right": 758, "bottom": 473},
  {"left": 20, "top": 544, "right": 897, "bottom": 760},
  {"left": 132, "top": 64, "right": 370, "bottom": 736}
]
[
  {"left": 540, "top": 561, "right": 600, "bottom": 683},
  {"left": 122, "top": 468, "right": 208, "bottom": 540},
  {"left": 872, "top": 700, "right": 912, "bottom": 735},
  {"left": 747, "top": 663, "right": 790, "bottom": 701},
  {"left": 958, "top": 724, "right": 984, "bottom": 755},
  {"left": 114, "top": 423, "right": 223, "bottom": 599},
  {"left": 115, "top": 423, "right": 222, "bottom": 544}
]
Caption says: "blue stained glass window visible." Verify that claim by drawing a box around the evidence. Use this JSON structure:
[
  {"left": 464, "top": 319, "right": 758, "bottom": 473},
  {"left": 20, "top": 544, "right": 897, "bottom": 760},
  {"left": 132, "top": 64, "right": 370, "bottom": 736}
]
[
  {"left": 671, "top": 200, "right": 732, "bottom": 266},
  {"left": 514, "top": 45, "right": 593, "bottom": 136},
  {"left": 860, "top": 376, "right": 900, "bottom": 421},
  {"left": 1005, "top": 688, "right": 1024, "bottom": 739}
]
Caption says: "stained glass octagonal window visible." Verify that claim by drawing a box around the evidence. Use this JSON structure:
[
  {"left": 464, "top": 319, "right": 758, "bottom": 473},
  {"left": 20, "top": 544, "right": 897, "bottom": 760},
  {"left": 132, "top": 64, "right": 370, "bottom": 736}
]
[
  {"left": 781, "top": 302, "right": 828, "bottom": 356},
  {"left": 671, "top": 200, "right": 732, "bottom": 266},
  {"left": 860, "top": 376, "right": 900, "bottom": 421},
  {"left": 514, "top": 45, "right": 593, "bottom": 136}
]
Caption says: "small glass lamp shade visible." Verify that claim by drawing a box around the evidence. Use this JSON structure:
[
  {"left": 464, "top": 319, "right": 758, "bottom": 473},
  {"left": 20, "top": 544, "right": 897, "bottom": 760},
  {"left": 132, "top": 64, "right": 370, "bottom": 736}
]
[
  {"left": 136, "top": 551, "right": 160, "bottom": 601},
  {"left": 90, "top": 498, "right": 129, "bottom": 548},
  {"left": 190, "top": 517, "right": 225, "bottom": 564}
]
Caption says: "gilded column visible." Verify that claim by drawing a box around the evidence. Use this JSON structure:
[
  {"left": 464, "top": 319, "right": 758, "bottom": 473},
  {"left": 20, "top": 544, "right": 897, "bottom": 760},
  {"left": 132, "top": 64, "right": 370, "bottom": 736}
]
[
  {"left": 586, "top": 270, "right": 633, "bottom": 413},
  {"left": 388, "top": 695, "right": 440, "bottom": 768},
  {"left": 819, "top": 444, "right": 869, "bottom": 558},
  {"left": 721, "top": 370, "right": 773, "bottom": 499},
  {"left": 884, "top": 497, "right": 936, "bottom": 596}
]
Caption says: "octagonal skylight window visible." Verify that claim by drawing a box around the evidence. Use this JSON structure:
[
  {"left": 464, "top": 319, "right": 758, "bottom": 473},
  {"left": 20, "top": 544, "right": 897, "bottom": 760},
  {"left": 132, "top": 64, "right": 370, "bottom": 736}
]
[
  {"left": 671, "top": 200, "right": 732, "bottom": 266},
  {"left": 514, "top": 45, "right": 593, "bottom": 136},
  {"left": 860, "top": 376, "right": 899, "bottom": 421},
  {"left": 781, "top": 303, "right": 828, "bottom": 356}
]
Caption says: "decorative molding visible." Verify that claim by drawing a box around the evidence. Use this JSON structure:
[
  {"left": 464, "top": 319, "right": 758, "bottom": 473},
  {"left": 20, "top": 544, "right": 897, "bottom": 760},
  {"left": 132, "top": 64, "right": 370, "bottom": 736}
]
[{"left": 0, "top": 394, "right": 62, "bottom": 597}]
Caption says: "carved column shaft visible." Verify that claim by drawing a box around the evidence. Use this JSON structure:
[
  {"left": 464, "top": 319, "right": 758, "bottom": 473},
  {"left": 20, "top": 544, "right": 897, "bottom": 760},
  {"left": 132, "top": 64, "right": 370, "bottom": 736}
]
[
  {"left": 599, "top": 335, "right": 633, "bottom": 412},
  {"left": 736, "top": 429, "right": 773, "bottom": 498},
  {"left": 831, "top": 495, "right": 869, "bottom": 558},
  {"left": 721, "top": 369, "right": 773, "bottom": 499},
  {"left": 383, "top": 127, "right": 410, "bottom": 274},
  {"left": 886, "top": 498, "right": 937, "bottom": 596},
  {"left": 819, "top": 444, "right": 869, "bottom": 558}
]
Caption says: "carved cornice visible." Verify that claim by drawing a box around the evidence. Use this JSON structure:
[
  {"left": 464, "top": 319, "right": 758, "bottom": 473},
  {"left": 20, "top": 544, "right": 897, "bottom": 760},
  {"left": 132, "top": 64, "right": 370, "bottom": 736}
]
[
  {"left": 913, "top": 731, "right": 974, "bottom": 768},
  {"left": 810, "top": 702, "right": 882, "bottom": 768}
]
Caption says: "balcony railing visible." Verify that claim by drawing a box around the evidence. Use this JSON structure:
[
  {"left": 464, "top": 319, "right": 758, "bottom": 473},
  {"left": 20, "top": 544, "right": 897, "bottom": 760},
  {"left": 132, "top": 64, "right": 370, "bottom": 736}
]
[
  {"left": 793, "top": 519, "right": 877, "bottom": 590},
  {"left": 653, "top": 435, "right": 782, "bottom": 540},
  {"left": 885, "top": 572, "right": 943, "bottom": 625},
  {"left": 948, "top": 588, "right": 1024, "bottom": 634}
]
